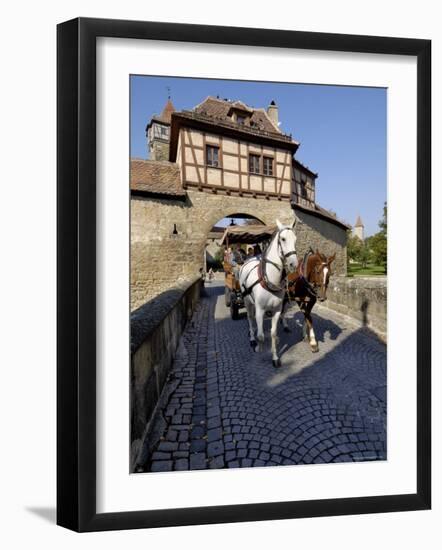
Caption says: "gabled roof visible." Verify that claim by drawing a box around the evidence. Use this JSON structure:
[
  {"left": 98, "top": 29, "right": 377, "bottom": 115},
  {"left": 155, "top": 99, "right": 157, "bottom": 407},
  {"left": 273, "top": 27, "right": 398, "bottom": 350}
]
[{"left": 130, "top": 159, "right": 185, "bottom": 198}]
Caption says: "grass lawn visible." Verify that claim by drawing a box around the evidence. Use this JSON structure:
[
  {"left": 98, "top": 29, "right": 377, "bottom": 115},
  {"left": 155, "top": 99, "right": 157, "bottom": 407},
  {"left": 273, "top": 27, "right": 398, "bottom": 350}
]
[{"left": 348, "top": 263, "right": 386, "bottom": 277}]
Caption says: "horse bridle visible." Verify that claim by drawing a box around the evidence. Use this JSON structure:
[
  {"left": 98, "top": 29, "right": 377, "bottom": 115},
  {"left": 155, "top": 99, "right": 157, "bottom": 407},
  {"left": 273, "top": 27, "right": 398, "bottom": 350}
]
[
  {"left": 305, "top": 259, "right": 330, "bottom": 297},
  {"left": 260, "top": 228, "right": 297, "bottom": 293}
]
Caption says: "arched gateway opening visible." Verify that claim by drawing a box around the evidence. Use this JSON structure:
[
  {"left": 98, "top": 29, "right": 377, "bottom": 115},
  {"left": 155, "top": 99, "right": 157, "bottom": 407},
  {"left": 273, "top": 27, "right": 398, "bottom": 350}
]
[{"left": 205, "top": 213, "right": 265, "bottom": 271}]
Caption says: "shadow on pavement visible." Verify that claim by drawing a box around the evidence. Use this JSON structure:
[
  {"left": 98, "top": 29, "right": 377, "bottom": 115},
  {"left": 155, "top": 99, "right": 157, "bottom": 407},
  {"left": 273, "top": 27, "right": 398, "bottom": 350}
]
[{"left": 213, "top": 297, "right": 385, "bottom": 389}]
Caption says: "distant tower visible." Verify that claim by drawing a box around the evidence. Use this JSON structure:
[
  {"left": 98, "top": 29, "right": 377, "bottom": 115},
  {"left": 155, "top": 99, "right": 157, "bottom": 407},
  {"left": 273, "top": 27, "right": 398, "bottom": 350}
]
[
  {"left": 146, "top": 98, "right": 175, "bottom": 161},
  {"left": 353, "top": 215, "right": 364, "bottom": 241}
]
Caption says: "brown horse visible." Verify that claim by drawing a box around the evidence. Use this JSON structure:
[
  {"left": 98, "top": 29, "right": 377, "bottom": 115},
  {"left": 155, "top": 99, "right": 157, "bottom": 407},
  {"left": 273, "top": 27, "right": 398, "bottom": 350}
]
[{"left": 281, "top": 249, "right": 336, "bottom": 352}]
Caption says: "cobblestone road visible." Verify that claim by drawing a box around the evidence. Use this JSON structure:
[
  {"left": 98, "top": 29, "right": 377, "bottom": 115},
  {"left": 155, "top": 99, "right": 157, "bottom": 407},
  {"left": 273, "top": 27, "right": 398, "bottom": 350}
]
[{"left": 143, "top": 280, "right": 387, "bottom": 472}]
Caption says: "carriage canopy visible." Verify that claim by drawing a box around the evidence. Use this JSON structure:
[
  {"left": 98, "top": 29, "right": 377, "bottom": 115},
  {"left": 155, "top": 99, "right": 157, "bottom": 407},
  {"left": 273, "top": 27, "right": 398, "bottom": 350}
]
[{"left": 219, "top": 224, "right": 276, "bottom": 246}]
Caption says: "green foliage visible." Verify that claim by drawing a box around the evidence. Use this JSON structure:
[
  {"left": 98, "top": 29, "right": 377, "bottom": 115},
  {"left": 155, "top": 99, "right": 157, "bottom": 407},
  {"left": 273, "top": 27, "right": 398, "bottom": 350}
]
[
  {"left": 347, "top": 234, "right": 362, "bottom": 263},
  {"left": 213, "top": 248, "right": 224, "bottom": 268},
  {"left": 348, "top": 263, "right": 386, "bottom": 277},
  {"left": 347, "top": 234, "right": 372, "bottom": 267},
  {"left": 379, "top": 202, "right": 387, "bottom": 233},
  {"left": 347, "top": 203, "right": 387, "bottom": 274},
  {"left": 370, "top": 232, "right": 387, "bottom": 272},
  {"left": 358, "top": 242, "right": 372, "bottom": 268},
  {"left": 370, "top": 202, "right": 387, "bottom": 273}
]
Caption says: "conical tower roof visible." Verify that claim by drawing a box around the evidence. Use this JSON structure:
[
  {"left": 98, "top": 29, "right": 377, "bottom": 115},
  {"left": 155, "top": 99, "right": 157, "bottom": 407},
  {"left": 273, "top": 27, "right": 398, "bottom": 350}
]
[
  {"left": 157, "top": 99, "right": 176, "bottom": 124},
  {"left": 355, "top": 215, "right": 364, "bottom": 227}
]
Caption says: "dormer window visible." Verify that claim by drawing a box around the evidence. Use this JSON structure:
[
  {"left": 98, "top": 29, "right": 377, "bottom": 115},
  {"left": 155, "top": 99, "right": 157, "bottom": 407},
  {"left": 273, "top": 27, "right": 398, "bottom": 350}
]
[{"left": 228, "top": 104, "right": 252, "bottom": 126}]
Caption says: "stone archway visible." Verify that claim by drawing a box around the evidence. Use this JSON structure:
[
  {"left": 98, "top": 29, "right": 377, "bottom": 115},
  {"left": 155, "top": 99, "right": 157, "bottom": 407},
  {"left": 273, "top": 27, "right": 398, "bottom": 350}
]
[
  {"left": 205, "top": 212, "right": 266, "bottom": 270},
  {"left": 131, "top": 188, "right": 347, "bottom": 310},
  {"left": 185, "top": 191, "right": 296, "bottom": 292},
  {"left": 130, "top": 189, "right": 295, "bottom": 310}
]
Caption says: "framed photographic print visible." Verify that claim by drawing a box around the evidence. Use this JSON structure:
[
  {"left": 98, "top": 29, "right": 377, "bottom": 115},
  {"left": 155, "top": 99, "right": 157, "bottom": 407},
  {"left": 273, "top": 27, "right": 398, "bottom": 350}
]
[{"left": 57, "top": 17, "right": 431, "bottom": 532}]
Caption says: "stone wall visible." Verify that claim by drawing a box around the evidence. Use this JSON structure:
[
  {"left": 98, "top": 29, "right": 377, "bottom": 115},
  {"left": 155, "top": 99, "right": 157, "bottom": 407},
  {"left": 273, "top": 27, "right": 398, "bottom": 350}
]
[
  {"left": 131, "top": 189, "right": 348, "bottom": 310},
  {"left": 150, "top": 139, "right": 170, "bottom": 161},
  {"left": 131, "top": 276, "right": 201, "bottom": 468},
  {"left": 294, "top": 207, "right": 347, "bottom": 276},
  {"left": 321, "top": 276, "right": 387, "bottom": 337}
]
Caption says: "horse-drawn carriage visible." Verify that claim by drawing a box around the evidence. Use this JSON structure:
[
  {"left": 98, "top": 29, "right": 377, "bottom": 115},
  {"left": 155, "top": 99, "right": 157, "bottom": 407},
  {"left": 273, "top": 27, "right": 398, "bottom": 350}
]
[
  {"left": 220, "top": 224, "right": 275, "bottom": 320},
  {"left": 219, "top": 221, "right": 336, "bottom": 365}
]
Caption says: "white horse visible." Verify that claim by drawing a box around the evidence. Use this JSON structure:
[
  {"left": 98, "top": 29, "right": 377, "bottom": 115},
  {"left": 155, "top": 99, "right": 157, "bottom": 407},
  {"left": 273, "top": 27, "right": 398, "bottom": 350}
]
[{"left": 239, "top": 219, "right": 298, "bottom": 368}]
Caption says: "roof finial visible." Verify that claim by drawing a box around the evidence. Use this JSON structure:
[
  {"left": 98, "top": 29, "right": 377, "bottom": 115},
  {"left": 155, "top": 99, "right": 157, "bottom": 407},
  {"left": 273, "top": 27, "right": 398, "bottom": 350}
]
[{"left": 166, "top": 85, "right": 171, "bottom": 100}]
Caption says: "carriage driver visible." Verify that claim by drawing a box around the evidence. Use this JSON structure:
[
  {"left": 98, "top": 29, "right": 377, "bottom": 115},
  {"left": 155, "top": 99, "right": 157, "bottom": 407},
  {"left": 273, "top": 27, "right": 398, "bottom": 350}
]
[{"left": 231, "top": 244, "right": 247, "bottom": 279}]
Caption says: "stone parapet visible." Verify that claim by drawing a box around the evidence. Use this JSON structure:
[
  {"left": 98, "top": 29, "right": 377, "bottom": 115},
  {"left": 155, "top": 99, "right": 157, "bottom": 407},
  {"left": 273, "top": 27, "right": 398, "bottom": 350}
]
[
  {"left": 321, "top": 276, "right": 387, "bottom": 337},
  {"left": 131, "top": 276, "right": 202, "bottom": 468}
]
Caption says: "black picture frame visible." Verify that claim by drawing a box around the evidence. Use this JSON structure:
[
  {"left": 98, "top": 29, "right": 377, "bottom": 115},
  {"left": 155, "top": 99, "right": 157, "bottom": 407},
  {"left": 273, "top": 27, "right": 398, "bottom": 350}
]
[{"left": 57, "top": 17, "right": 431, "bottom": 532}]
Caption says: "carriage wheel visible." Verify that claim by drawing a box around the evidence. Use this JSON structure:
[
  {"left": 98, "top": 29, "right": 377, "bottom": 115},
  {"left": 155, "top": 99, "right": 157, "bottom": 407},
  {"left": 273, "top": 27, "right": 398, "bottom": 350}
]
[
  {"left": 230, "top": 299, "right": 239, "bottom": 320},
  {"left": 224, "top": 287, "right": 231, "bottom": 307}
]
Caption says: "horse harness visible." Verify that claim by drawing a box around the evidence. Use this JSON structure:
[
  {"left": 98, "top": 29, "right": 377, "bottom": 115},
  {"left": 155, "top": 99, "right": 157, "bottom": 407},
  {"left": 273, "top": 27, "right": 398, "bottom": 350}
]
[
  {"left": 287, "top": 248, "right": 328, "bottom": 305},
  {"left": 241, "top": 228, "right": 297, "bottom": 299}
]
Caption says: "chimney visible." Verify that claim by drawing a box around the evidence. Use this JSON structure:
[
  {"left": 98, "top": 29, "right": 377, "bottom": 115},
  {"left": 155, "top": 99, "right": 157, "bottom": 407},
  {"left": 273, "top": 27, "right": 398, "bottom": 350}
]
[{"left": 267, "top": 100, "right": 279, "bottom": 127}]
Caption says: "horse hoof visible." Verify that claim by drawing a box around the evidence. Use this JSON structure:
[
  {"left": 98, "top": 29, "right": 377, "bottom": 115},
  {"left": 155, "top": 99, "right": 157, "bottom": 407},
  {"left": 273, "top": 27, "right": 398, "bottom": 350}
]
[
  {"left": 250, "top": 340, "right": 257, "bottom": 350},
  {"left": 311, "top": 345, "right": 319, "bottom": 353},
  {"left": 272, "top": 359, "right": 282, "bottom": 368}
]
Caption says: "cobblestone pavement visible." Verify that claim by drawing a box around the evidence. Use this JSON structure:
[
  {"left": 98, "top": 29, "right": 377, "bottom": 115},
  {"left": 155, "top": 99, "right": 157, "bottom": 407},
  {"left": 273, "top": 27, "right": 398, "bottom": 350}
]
[{"left": 144, "top": 280, "right": 387, "bottom": 473}]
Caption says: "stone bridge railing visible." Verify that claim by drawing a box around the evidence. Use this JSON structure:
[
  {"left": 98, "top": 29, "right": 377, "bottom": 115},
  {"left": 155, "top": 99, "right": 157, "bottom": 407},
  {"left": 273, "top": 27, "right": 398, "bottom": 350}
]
[
  {"left": 130, "top": 276, "right": 202, "bottom": 469},
  {"left": 321, "top": 276, "right": 387, "bottom": 338}
]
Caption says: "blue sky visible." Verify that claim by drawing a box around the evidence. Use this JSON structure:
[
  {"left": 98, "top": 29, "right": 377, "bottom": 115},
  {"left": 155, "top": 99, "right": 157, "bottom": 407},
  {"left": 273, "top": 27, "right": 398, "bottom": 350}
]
[{"left": 130, "top": 76, "right": 386, "bottom": 236}]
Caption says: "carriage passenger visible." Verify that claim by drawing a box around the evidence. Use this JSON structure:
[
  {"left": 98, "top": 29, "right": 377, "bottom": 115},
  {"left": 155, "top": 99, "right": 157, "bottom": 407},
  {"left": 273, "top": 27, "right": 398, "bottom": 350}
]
[
  {"left": 232, "top": 245, "right": 246, "bottom": 278},
  {"left": 232, "top": 245, "right": 246, "bottom": 265},
  {"left": 253, "top": 244, "right": 262, "bottom": 259},
  {"left": 224, "top": 247, "right": 233, "bottom": 264}
]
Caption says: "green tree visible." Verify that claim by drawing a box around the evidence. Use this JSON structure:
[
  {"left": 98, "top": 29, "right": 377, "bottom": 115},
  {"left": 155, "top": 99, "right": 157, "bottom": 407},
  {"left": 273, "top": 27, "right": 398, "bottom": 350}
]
[
  {"left": 213, "top": 248, "right": 224, "bottom": 269},
  {"left": 358, "top": 241, "right": 372, "bottom": 268},
  {"left": 379, "top": 202, "right": 387, "bottom": 234},
  {"left": 347, "top": 233, "right": 363, "bottom": 264},
  {"left": 370, "top": 232, "right": 387, "bottom": 272},
  {"left": 370, "top": 203, "right": 387, "bottom": 272}
]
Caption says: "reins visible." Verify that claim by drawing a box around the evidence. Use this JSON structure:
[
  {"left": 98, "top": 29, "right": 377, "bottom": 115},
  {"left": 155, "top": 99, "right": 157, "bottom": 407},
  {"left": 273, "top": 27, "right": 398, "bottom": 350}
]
[
  {"left": 289, "top": 249, "right": 329, "bottom": 300},
  {"left": 256, "top": 228, "right": 297, "bottom": 295},
  {"left": 240, "top": 226, "right": 298, "bottom": 299}
]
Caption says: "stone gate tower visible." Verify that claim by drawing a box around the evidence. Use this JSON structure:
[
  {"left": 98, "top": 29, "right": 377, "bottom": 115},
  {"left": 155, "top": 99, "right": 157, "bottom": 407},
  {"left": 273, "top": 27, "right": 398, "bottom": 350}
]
[
  {"left": 131, "top": 96, "right": 350, "bottom": 310},
  {"left": 146, "top": 98, "right": 175, "bottom": 161}
]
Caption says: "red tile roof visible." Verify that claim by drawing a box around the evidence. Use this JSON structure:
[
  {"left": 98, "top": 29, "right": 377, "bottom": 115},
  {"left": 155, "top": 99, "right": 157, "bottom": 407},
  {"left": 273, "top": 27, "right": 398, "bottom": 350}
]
[
  {"left": 148, "top": 99, "right": 176, "bottom": 127},
  {"left": 158, "top": 99, "right": 175, "bottom": 124},
  {"left": 193, "top": 96, "right": 283, "bottom": 136},
  {"left": 130, "top": 159, "right": 185, "bottom": 198}
]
